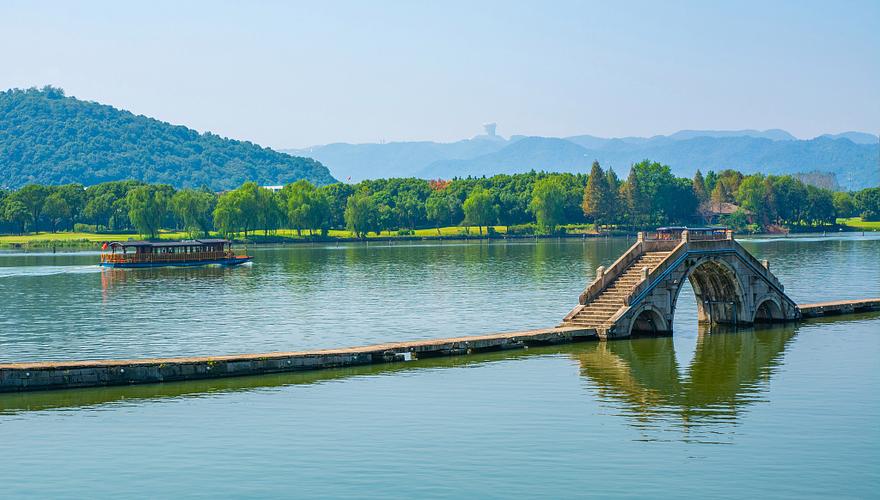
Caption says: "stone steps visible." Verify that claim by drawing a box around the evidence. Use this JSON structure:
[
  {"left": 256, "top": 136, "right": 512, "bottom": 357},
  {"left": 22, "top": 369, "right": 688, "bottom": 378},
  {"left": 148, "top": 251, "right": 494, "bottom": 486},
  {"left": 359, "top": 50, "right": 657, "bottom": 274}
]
[{"left": 565, "top": 250, "right": 673, "bottom": 327}]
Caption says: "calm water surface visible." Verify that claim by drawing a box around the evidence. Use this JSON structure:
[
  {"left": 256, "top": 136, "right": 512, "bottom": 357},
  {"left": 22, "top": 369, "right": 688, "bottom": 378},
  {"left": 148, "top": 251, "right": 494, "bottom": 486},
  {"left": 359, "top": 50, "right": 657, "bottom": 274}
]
[{"left": 0, "top": 235, "right": 878, "bottom": 497}]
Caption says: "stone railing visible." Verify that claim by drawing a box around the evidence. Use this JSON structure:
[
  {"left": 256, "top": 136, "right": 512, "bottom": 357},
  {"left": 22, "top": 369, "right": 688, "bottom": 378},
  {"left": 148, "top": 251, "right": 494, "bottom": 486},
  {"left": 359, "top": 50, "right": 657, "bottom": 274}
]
[
  {"left": 643, "top": 228, "right": 733, "bottom": 242},
  {"left": 730, "top": 240, "right": 787, "bottom": 294},
  {"left": 578, "top": 232, "right": 681, "bottom": 305},
  {"left": 579, "top": 239, "right": 643, "bottom": 305},
  {"left": 689, "top": 229, "right": 733, "bottom": 241},
  {"left": 621, "top": 234, "right": 793, "bottom": 309},
  {"left": 623, "top": 239, "right": 687, "bottom": 306}
]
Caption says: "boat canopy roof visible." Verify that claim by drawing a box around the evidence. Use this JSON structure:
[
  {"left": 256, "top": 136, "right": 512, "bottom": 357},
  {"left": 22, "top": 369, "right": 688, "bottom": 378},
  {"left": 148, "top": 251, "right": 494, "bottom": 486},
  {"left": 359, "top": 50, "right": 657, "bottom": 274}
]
[{"left": 107, "top": 239, "right": 230, "bottom": 249}]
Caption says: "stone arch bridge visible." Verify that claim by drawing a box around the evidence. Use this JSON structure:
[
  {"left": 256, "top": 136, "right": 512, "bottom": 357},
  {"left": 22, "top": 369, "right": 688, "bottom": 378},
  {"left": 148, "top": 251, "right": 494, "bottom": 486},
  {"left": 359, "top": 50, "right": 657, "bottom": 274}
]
[{"left": 561, "top": 228, "right": 800, "bottom": 339}]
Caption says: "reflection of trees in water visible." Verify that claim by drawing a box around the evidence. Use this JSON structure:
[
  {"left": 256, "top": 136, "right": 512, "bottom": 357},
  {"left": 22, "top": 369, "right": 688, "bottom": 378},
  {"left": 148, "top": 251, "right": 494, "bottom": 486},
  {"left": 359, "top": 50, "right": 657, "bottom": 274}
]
[{"left": 577, "top": 324, "right": 797, "bottom": 430}]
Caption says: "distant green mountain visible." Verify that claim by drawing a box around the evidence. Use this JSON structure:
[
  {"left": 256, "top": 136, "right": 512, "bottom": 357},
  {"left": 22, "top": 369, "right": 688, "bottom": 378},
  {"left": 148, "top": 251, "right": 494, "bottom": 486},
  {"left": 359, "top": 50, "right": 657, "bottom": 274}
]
[
  {"left": 0, "top": 87, "right": 336, "bottom": 190},
  {"left": 289, "top": 129, "right": 878, "bottom": 189}
]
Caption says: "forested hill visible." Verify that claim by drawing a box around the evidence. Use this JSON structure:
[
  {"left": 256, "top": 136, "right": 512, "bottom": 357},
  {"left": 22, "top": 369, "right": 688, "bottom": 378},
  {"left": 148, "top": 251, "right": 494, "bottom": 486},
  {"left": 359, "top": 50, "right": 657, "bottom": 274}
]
[{"left": 0, "top": 87, "right": 336, "bottom": 190}]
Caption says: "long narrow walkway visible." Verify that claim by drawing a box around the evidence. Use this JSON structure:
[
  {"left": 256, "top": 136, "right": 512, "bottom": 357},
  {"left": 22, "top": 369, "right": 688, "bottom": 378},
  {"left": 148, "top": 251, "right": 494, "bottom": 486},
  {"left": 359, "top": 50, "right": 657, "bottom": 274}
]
[{"left": 0, "top": 298, "right": 878, "bottom": 393}]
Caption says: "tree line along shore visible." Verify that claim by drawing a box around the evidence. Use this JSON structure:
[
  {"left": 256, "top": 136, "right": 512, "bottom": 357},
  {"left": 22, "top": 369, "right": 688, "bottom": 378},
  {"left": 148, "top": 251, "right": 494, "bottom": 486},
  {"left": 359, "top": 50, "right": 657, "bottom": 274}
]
[{"left": 1, "top": 160, "right": 879, "bottom": 247}]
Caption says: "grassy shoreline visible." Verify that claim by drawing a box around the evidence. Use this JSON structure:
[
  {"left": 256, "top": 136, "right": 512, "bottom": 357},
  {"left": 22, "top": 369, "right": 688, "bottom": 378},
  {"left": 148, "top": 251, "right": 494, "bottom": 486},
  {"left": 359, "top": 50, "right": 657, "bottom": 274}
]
[
  {"left": 2, "top": 219, "right": 876, "bottom": 249},
  {"left": 836, "top": 217, "right": 880, "bottom": 231},
  {"left": 0, "top": 225, "right": 601, "bottom": 249}
]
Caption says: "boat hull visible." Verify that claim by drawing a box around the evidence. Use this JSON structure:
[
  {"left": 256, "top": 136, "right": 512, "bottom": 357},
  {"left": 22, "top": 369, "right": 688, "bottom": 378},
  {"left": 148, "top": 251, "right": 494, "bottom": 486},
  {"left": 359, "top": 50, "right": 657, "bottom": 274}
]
[{"left": 99, "top": 257, "right": 252, "bottom": 269}]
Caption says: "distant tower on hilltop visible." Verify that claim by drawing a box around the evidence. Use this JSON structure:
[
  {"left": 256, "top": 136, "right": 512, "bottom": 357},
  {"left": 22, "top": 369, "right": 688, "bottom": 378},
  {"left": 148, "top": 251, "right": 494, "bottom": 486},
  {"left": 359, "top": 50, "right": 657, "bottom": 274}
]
[{"left": 483, "top": 123, "right": 497, "bottom": 137}]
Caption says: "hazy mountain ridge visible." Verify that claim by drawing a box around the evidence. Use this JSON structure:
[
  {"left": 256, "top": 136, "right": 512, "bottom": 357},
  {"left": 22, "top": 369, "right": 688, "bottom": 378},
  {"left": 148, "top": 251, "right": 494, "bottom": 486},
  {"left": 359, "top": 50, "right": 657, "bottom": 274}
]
[
  {"left": 818, "top": 131, "right": 879, "bottom": 144},
  {"left": 0, "top": 87, "right": 337, "bottom": 190},
  {"left": 287, "top": 129, "right": 878, "bottom": 189},
  {"left": 287, "top": 136, "right": 510, "bottom": 181}
]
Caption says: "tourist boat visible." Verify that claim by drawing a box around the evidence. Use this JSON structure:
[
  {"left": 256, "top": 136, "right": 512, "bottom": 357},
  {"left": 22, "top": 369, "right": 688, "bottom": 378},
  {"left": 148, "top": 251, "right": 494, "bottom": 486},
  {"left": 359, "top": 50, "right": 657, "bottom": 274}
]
[{"left": 99, "top": 239, "right": 252, "bottom": 268}]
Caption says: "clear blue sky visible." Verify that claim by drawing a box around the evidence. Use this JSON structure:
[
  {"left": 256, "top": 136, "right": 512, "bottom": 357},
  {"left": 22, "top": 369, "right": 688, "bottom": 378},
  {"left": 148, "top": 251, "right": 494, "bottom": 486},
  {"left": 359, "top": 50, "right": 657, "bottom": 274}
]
[{"left": 2, "top": 0, "right": 878, "bottom": 148}]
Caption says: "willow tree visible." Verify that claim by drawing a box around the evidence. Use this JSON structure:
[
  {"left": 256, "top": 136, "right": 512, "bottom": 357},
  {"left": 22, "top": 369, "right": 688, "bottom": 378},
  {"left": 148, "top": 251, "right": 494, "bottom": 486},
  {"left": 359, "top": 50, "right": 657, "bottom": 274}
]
[
  {"left": 286, "top": 180, "right": 331, "bottom": 236},
  {"left": 426, "top": 192, "right": 461, "bottom": 234},
  {"left": 344, "top": 191, "right": 379, "bottom": 238},
  {"left": 212, "top": 182, "right": 261, "bottom": 238},
  {"left": 530, "top": 177, "right": 567, "bottom": 234},
  {"left": 126, "top": 186, "right": 169, "bottom": 239},
  {"left": 462, "top": 187, "right": 497, "bottom": 236},
  {"left": 172, "top": 189, "right": 216, "bottom": 237}
]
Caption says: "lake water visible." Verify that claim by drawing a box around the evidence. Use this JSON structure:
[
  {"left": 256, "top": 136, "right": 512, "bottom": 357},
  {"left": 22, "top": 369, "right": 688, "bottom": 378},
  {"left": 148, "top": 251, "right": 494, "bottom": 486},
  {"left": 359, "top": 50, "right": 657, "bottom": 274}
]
[{"left": 1, "top": 235, "right": 878, "bottom": 497}]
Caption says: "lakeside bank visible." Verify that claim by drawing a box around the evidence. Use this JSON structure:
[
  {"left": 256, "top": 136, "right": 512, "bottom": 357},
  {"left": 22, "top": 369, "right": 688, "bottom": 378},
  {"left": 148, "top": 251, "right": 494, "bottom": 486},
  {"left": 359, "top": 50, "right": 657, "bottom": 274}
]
[
  {"left": 0, "top": 226, "right": 608, "bottom": 249},
  {"left": 2, "top": 221, "right": 877, "bottom": 250}
]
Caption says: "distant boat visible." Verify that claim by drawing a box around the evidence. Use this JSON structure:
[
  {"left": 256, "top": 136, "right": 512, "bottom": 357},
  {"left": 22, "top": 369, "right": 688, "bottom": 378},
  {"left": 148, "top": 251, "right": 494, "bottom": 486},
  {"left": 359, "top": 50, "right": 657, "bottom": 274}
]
[{"left": 99, "top": 239, "right": 252, "bottom": 268}]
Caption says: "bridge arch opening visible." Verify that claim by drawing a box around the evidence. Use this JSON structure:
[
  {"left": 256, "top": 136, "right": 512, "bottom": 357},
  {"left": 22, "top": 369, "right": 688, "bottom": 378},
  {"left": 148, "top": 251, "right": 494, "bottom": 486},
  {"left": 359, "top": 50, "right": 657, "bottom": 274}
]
[
  {"left": 674, "top": 258, "right": 747, "bottom": 326},
  {"left": 629, "top": 307, "right": 670, "bottom": 336},
  {"left": 753, "top": 297, "right": 784, "bottom": 323}
]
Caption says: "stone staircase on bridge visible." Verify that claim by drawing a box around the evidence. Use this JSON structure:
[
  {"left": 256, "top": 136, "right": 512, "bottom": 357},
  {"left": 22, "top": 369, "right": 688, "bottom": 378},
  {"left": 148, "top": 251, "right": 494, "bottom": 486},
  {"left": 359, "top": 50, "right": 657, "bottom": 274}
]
[{"left": 564, "top": 251, "right": 671, "bottom": 329}]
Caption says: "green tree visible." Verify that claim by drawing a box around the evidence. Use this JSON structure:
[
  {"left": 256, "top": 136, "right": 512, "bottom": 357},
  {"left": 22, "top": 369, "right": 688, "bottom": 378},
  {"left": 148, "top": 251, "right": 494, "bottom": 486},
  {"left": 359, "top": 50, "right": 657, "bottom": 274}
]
[
  {"left": 693, "top": 170, "right": 708, "bottom": 202},
  {"left": 320, "top": 183, "right": 355, "bottom": 228},
  {"left": 664, "top": 178, "right": 700, "bottom": 224},
  {"left": 736, "top": 174, "right": 767, "bottom": 218},
  {"left": 371, "top": 191, "right": 396, "bottom": 233},
  {"left": 720, "top": 208, "right": 752, "bottom": 232},
  {"left": 172, "top": 189, "right": 216, "bottom": 237},
  {"left": 3, "top": 200, "right": 29, "bottom": 235},
  {"left": 853, "top": 187, "right": 880, "bottom": 221},
  {"left": 212, "top": 182, "right": 261, "bottom": 238},
  {"left": 425, "top": 192, "right": 461, "bottom": 234},
  {"left": 287, "top": 180, "right": 331, "bottom": 236},
  {"left": 462, "top": 187, "right": 497, "bottom": 235},
  {"left": 804, "top": 185, "right": 835, "bottom": 225},
  {"left": 623, "top": 160, "right": 687, "bottom": 227},
  {"left": 126, "top": 186, "right": 169, "bottom": 239},
  {"left": 257, "top": 188, "right": 285, "bottom": 236},
  {"left": 236, "top": 182, "right": 262, "bottom": 238},
  {"left": 395, "top": 191, "right": 425, "bottom": 230},
  {"left": 710, "top": 170, "right": 744, "bottom": 204},
  {"left": 42, "top": 192, "right": 71, "bottom": 232},
  {"left": 622, "top": 167, "right": 644, "bottom": 227},
  {"left": 770, "top": 176, "right": 809, "bottom": 224},
  {"left": 11, "top": 184, "right": 48, "bottom": 232},
  {"left": 213, "top": 192, "right": 240, "bottom": 237},
  {"left": 530, "top": 177, "right": 567, "bottom": 233},
  {"left": 832, "top": 192, "right": 856, "bottom": 219},
  {"left": 111, "top": 197, "right": 132, "bottom": 231},
  {"left": 84, "top": 180, "right": 142, "bottom": 230},
  {"left": 704, "top": 170, "right": 718, "bottom": 194},
  {"left": 604, "top": 168, "right": 621, "bottom": 224},
  {"left": 54, "top": 184, "right": 86, "bottom": 230},
  {"left": 344, "top": 191, "right": 379, "bottom": 238},
  {"left": 582, "top": 161, "right": 612, "bottom": 229}
]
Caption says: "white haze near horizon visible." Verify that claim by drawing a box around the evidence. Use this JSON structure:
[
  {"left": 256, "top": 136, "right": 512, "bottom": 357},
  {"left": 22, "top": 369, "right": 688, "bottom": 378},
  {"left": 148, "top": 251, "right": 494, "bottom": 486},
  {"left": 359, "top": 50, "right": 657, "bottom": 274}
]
[{"left": 1, "top": 0, "right": 878, "bottom": 149}]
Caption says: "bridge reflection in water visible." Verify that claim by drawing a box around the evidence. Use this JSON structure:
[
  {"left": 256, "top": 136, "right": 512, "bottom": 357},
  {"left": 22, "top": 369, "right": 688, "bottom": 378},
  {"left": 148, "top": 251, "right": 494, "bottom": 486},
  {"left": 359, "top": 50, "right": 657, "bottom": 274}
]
[{"left": 576, "top": 325, "right": 797, "bottom": 438}]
